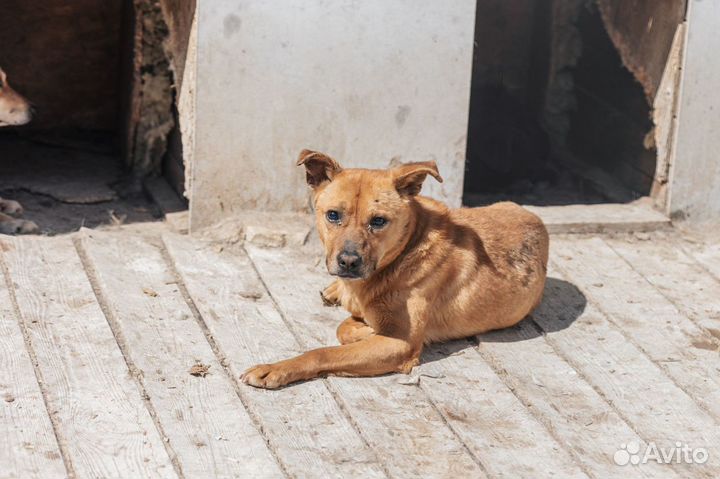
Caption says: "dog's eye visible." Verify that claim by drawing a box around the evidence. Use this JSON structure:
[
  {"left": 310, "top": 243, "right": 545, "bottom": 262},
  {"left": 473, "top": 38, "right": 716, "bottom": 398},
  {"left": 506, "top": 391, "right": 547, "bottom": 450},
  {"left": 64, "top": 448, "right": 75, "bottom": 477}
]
[
  {"left": 369, "top": 216, "right": 387, "bottom": 228},
  {"left": 326, "top": 210, "right": 340, "bottom": 223}
]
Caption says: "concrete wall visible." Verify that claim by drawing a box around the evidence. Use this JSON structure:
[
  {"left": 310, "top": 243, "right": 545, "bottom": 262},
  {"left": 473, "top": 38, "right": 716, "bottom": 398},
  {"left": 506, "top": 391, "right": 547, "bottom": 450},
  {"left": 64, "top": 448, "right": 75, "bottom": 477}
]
[
  {"left": 189, "top": 0, "right": 475, "bottom": 229},
  {"left": 668, "top": 0, "right": 720, "bottom": 223}
]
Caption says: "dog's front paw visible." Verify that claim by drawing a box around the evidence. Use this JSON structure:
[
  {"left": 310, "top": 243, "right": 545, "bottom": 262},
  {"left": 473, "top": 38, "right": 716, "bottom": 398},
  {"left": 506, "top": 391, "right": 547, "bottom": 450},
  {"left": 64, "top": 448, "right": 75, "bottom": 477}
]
[
  {"left": 241, "top": 363, "right": 296, "bottom": 389},
  {"left": 18, "top": 220, "right": 39, "bottom": 234},
  {"left": 320, "top": 280, "right": 342, "bottom": 307},
  {"left": 0, "top": 199, "right": 24, "bottom": 216},
  {"left": 0, "top": 218, "right": 39, "bottom": 235}
]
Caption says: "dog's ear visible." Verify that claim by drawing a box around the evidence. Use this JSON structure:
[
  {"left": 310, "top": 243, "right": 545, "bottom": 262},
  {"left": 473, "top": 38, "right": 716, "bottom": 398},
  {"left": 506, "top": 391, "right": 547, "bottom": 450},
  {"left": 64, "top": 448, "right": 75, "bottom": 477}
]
[
  {"left": 0, "top": 68, "right": 6, "bottom": 90},
  {"left": 393, "top": 161, "right": 443, "bottom": 196},
  {"left": 296, "top": 149, "right": 342, "bottom": 188}
]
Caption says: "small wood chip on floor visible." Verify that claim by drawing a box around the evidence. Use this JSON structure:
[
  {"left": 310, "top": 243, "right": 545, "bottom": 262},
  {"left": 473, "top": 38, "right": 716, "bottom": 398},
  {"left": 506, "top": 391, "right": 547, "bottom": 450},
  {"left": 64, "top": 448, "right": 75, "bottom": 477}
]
[
  {"left": 189, "top": 363, "right": 210, "bottom": 377},
  {"left": 142, "top": 287, "right": 158, "bottom": 297}
]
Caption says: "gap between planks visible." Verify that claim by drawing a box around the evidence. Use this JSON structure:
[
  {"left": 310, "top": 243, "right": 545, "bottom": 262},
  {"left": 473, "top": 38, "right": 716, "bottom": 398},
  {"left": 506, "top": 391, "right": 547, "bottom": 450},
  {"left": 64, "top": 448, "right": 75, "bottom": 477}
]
[
  {"left": 245, "top": 244, "right": 490, "bottom": 478},
  {"left": 1, "top": 235, "right": 177, "bottom": 478},
  {"left": 244, "top": 243, "right": 589, "bottom": 478},
  {"left": 551, "top": 237, "right": 720, "bottom": 423},
  {"left": 72, "top": 236, "right": 186, "bottom": 479},
  {"left": 162, "top": 233, "right": 389, "bottom": 478},
  {"left": 156, "top": 242, "right": 295, "bottom": 479},
  {"left": 238, "top": 243, "right": 397, "bottom": 479},
  {"left": 604, "top": 236, "right": 720, "bottom": 345},
  {"left": 470, "top": 325, "right": 664, "bottom": 479},
  {"left": 77, "top": 231, "right": 285, "bottom": 478},
  {"left": 541, "top": 258, "right": 720, "bottom": 476},
  {"left": 0, "top": 242, "right": 70, "bottom": 479}
]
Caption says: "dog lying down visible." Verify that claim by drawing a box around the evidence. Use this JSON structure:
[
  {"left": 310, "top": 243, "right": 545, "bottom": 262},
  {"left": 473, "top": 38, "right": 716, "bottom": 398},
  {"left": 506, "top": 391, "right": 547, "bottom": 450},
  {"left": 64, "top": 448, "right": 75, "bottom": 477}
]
[
  {"left": 242, "top": 150, "right": 549, "bottom": 389},
  {"left": 0, "top": 67, "right": 38, "bottom": 234}
]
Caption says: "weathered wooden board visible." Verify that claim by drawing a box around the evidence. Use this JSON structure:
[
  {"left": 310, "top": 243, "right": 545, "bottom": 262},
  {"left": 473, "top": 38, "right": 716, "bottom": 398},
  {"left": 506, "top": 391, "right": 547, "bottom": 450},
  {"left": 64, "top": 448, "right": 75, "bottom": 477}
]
[
  {"left": 476, "top": 316, "right": 674, "bottom": 478},
  {"left": 535, "top": 260, "right": 720, "bottom": 477},
  {"left": 0, "top": 251, "right": 67, "bottom": 479},
  {"left": 606, "top": 237, "right": 720, "bottom": 337},
  {"left": 246, "top": 244, "right": 506, "bottom": 478},
  {"left": 78, "top": 230, "right": 283, "bottom": 478},
  {"left": 552, "top": 237, "right": 720, "bottom": 420},
  {"left": 417, "top": 342, "right": 589, "bottom": 478},
  {"left": 163, "top": 233, "right": 387, "bottom": 479},
  {"left": 0, "top": 235, "right": 176, "bottom": 479},
  {"left": 684, "top": 241, "right": 720, "bottom": 282}
]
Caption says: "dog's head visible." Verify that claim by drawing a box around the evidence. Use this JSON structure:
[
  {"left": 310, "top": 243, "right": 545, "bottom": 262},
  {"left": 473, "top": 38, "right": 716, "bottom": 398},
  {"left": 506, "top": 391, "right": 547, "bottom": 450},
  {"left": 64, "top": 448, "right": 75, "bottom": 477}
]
[
  {"left": 0, "top": 68, "right": 33, "bottom": 127},
  {"left": 298, "top": 149, "right": 443, "bottom": 280}
]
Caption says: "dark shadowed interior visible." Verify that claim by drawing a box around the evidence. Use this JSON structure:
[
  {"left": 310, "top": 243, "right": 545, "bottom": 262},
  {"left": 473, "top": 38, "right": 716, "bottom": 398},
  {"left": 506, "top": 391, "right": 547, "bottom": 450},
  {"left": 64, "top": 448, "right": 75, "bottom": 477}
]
[
  {"left": 0, "top": 0, "right": 167, "bottom": 233},
  {"left": 463, "top": 0, "right": 685, "bottom": 207}
]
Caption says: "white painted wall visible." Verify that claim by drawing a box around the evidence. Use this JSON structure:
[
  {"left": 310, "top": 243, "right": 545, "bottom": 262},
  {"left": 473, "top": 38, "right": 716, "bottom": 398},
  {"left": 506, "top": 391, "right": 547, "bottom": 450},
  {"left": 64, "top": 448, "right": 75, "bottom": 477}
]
[
  {"left": 668, "top": 0, "right": 720, "bottom": 224},
  {"left": 190, "top": 0, "right": 476, "bottom": 229}
]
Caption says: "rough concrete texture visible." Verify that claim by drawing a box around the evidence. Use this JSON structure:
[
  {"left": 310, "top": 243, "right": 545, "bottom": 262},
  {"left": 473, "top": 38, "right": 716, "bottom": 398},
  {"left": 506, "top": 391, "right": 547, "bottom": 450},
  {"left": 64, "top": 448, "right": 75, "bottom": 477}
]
[
  {"left": 194, "top": 211, "right": 314, "bottom": 248},
  {"left": 668, "top": 0, "right": 720, "bottom": 224}
]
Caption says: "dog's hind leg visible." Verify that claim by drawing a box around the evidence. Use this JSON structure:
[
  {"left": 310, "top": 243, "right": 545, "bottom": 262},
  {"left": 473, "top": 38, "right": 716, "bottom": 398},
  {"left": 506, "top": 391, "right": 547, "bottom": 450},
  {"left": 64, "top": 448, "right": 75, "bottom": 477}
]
[{"left": 336, "top": 316, "right": 374, "bottom": 344}]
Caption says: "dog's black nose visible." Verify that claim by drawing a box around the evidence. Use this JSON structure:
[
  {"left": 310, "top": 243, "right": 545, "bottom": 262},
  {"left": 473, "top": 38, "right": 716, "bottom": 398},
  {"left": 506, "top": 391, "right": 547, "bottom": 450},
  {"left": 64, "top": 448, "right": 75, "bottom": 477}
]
[{"left": 337, "top": 250, "right": 362, "bottom": 276}]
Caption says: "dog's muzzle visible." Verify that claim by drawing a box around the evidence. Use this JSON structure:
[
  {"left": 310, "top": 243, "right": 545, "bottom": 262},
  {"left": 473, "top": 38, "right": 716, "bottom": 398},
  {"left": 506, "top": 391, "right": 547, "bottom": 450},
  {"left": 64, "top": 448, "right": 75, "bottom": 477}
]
[{"left": 335, "top": 250, "right": 363, "bottom": 278}]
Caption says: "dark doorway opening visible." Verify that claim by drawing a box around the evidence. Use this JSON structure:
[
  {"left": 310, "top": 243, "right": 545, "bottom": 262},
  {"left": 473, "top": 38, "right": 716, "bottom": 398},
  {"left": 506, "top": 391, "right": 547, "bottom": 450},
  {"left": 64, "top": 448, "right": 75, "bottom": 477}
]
[
  {"left": 0, "top": 0, "right": 184, "bottom": 234},
  {"left": 463, "top": 0, "right": 679, "bottom": 207}
]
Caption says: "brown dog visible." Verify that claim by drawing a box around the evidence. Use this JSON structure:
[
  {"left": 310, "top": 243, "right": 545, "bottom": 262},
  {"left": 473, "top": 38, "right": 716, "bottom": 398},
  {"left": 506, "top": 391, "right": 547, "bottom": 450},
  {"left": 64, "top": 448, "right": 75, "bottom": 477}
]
[
  {"left": 0, "top": 67, "right": 38, "bottom": 234},
  {"left": 242, "top": 150, "right": 549, "bottom": 388}
]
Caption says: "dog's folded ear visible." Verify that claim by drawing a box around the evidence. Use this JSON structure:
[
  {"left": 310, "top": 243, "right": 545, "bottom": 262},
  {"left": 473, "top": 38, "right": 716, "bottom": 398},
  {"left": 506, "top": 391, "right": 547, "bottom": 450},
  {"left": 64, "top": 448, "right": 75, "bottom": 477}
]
[
  {"left": 297, "top": 149, "right": 343, "bottom": 188},
  {"left": 393, "top": 161, "right": 443, "bottom": 196}
]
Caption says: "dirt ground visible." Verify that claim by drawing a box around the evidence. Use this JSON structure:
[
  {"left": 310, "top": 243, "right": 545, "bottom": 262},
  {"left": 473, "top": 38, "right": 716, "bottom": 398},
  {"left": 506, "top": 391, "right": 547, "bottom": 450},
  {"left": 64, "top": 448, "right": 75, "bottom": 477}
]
[
  {"left": 0, "top": 132, "right": 163, "bottom": 234},
  {"left": 0, "top": 188, "right": 160, "bottom": 234}
]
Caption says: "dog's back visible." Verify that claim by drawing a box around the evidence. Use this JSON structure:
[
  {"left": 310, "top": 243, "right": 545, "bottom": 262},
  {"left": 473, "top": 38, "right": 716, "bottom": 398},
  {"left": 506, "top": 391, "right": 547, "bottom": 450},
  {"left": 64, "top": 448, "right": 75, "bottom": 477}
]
[
  {"left": 417, "top": 198, "right": 549, "bottom": 341},
  {"left": 452, "top": 201, "right": 549, "bottom": 280}
]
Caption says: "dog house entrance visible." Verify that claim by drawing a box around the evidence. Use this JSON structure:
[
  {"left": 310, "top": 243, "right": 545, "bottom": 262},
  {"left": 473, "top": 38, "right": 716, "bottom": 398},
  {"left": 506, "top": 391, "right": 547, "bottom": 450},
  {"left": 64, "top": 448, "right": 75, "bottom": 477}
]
[
  {"left": 464, "top": 0, "right": 687, "bottom": 209},
  {"left": 0, "top": 0, "right": 184, "bottom": 234}
]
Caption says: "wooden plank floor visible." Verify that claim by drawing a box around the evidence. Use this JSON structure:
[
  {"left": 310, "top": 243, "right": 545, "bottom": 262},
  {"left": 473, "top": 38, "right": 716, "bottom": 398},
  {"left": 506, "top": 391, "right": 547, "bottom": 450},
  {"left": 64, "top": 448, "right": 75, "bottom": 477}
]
[{"left": 1, "top": 227, "right": 719, "bottom": 478}]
